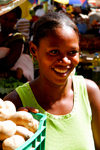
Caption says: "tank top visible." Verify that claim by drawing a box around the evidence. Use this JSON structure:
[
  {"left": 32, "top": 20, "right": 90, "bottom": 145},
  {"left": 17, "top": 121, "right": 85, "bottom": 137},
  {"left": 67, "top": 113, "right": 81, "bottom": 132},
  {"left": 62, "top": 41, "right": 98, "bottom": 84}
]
[{"left": 16, "top": 75, "right": 95, "bottom": 150}]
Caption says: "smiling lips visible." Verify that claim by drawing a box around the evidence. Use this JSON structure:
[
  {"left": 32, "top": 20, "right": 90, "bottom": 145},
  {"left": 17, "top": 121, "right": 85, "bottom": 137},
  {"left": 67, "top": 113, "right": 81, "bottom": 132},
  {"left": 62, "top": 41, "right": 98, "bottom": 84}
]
[{"left": 53, "top": 66, "right": 70, "bottom": 74}]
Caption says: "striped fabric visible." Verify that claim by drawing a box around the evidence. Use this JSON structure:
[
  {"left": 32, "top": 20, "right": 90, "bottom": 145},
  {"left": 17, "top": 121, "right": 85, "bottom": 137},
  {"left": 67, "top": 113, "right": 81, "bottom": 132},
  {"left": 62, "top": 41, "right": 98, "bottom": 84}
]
[{"left": 16, "top": 18, "right": 30, "bottom": 41}]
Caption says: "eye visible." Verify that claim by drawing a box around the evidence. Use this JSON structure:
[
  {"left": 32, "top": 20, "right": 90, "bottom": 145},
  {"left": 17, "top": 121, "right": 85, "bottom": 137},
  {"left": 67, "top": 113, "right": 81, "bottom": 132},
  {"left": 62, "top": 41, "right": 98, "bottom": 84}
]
[
  {"left": 49, "top": 50, "right": 59, "bottom": 56},
  {"left": 67, "top": 50, "right": 79, "bottom": 56}
]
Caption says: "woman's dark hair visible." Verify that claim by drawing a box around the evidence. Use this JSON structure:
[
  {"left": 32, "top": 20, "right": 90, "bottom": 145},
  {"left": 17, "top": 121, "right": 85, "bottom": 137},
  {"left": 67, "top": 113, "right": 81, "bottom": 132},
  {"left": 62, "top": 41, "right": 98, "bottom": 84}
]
[{"left": 33, "top": 11, "right": 79, "bottom": 47}]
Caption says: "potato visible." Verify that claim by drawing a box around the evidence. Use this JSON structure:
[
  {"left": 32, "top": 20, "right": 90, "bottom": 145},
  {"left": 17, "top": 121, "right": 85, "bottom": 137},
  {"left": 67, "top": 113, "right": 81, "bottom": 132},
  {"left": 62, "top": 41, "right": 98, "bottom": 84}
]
[
  {"left": 0, "top": 99, "right": 6, "bottom": 121},
  {"left": 0, "top": 100, "right": 16, "bottom": 121},
  {"left": 2, "top": 135, "right": 25, "bottom": 150},
  {"left": 0, "top": 120, "right": 16, "bottom": 141},
  {"left": 9, "top": 111, "right": 39, "bottom": 132},
  {"left": 15, "top": 126, "right": 34, "bottom": 140}
]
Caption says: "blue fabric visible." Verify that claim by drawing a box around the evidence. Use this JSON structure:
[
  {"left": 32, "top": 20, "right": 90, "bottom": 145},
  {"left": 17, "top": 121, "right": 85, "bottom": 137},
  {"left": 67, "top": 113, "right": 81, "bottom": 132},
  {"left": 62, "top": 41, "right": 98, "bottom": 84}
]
[
  {"left": 81, "top": 0, "right": 88, "bottom": 9},
  {"left": 28, "top": 0, "right": 38, "bottom": 4},
  {"left": 69, "top": 0, "right": 82, "bottom": 5},
  {"left": 77, "top": 23, "right": 87, "bottom": 34}
]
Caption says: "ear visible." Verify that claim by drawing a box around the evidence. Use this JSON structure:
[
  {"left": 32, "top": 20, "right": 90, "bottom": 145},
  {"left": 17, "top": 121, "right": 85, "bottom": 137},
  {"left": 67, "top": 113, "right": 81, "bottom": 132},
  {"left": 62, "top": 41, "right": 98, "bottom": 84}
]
[{"left": 29, "top": 41, "right": 38, "bottom": 59}]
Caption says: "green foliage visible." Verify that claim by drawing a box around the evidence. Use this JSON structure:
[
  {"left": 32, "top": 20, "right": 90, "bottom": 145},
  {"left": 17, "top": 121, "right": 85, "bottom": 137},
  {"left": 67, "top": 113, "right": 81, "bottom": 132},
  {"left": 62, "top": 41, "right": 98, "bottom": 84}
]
[{"left": 0, "top": 77, "right": 23, "bottom": 95}]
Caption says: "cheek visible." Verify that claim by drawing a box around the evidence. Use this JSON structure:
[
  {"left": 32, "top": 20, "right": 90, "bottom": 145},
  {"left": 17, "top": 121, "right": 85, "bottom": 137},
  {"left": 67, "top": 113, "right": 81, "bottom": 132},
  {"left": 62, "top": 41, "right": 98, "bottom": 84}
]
[
  {"left": 37, "top": 52, "right": 53, "bottom": 66},
  {"left": 37, "top": 56, "right": 49, "bottom": 69},
  {"left": 72, "top": 55, "right": 79, "bottom": 66}
]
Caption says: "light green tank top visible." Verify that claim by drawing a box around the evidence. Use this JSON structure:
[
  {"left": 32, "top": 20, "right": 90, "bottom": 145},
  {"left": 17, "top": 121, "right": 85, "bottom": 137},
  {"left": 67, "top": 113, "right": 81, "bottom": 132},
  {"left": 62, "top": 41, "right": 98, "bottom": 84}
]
[{"left": 16, "top": 75, "right": 95, "bottom": 150}]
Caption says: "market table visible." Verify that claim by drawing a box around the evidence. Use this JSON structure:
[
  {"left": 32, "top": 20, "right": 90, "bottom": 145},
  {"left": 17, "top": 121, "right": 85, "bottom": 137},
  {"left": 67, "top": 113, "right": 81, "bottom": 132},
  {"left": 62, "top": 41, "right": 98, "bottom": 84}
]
[{"left": 77, "top": 54, "right": 100, "bottom": 88}]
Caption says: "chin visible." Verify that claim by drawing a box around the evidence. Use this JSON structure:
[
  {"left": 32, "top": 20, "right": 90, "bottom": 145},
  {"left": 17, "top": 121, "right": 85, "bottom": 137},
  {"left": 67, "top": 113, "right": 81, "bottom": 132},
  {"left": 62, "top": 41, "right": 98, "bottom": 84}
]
[{"left": 49, "top": 76, "right": 69, "bottom": 87}]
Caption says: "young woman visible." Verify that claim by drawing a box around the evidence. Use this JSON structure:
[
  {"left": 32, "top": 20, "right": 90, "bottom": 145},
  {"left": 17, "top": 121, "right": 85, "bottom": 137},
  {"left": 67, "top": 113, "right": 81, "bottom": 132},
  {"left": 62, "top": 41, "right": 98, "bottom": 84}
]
[{"left": 3, "top": 12, "right": 100, "bottom": 150}]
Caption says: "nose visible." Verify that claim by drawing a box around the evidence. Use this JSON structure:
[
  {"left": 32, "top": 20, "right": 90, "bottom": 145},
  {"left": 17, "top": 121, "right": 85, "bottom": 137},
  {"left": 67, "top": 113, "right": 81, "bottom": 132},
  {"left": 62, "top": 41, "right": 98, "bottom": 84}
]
[
  {"left": 62, "top": 56, "right": 71, "bottom": 64},
  {"left": 58, "top": 56, "right": 71, "bottom": 65}
]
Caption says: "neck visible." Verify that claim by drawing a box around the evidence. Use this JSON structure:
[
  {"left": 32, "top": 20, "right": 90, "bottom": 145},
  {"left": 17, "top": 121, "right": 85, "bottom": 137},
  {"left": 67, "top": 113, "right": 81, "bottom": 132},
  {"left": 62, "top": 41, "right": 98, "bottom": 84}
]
[{"left": 32, "top": 76, "right": 73, "bottom": 106}]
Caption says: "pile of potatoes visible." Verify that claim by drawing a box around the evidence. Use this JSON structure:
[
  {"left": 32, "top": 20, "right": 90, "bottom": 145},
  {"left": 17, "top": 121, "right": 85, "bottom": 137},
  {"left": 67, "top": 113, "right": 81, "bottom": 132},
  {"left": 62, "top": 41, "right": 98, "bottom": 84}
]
[{"left": 0, "top": 98, "right": 39, "bottom": 150}]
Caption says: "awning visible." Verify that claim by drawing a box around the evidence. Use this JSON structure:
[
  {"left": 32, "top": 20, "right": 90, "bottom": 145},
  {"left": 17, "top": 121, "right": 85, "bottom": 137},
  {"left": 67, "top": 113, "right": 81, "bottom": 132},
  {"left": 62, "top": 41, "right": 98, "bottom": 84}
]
[
  {"left": 53, "top": 0, "right": 69, "bottom": 4},
  {"left": 0, "top": 0, "right": 26, "bottom": 16}
]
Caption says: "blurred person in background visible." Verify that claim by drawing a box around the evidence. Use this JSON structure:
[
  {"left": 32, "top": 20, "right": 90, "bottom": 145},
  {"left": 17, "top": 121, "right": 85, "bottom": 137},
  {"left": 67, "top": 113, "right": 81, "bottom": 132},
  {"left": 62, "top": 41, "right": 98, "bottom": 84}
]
[{"left": 0, "top": 6, "right": 34, "bottom": 81}]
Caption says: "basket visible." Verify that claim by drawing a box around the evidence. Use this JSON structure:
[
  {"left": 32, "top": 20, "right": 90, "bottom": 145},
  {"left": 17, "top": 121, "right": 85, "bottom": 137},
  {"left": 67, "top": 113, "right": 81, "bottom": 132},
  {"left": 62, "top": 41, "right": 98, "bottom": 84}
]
[{"left": 16, "top": 113, "right": 47, "bottom": 150}]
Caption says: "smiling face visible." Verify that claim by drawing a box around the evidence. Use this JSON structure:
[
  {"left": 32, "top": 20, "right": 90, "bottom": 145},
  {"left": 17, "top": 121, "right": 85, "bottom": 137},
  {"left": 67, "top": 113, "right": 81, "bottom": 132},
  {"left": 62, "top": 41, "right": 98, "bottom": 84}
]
[{"left": 34, "top": 26, "right": 79, "bottom": 86}]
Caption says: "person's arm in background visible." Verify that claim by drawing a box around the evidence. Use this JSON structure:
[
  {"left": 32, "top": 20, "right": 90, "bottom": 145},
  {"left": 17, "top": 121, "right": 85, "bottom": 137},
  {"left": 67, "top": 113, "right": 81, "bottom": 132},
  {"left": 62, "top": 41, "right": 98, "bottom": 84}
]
[
  {"left": 5, "top": 38, "right": 24, "bottom": 69},
  {"left": 86, "top": 79, "right": 100, "bottom": 150}
]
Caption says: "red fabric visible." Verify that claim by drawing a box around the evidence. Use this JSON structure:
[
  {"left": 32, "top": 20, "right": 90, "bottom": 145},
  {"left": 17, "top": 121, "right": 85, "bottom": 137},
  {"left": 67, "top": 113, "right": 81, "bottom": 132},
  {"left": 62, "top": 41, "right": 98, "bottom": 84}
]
[
  {"left": 30, "top": 16, "right": 39, "bottom": 23},
  {"left": 81, "top": 0, "right": 86, "bottom": 3}
]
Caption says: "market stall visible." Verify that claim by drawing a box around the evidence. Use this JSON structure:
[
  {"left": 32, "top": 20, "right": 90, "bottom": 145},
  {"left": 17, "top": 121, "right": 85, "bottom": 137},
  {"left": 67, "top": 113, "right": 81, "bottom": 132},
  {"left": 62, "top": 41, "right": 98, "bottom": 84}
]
[{"left": 0, "top": 0, "right": 34, "bottom": 98}]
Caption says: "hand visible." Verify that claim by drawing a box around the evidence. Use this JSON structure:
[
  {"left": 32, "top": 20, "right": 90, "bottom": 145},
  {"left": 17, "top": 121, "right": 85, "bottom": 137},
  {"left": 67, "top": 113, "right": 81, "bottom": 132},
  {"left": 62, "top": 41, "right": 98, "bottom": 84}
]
[{"left": 17, "top": 107, "right": 39, "bottom": 113}]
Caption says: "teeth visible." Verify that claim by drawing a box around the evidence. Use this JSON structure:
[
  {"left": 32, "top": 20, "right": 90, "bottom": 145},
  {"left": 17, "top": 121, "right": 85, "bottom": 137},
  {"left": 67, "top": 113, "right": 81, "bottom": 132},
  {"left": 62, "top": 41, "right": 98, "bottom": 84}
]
[{"left": 54, "top": 68, "right": 68, "bottom": 73}]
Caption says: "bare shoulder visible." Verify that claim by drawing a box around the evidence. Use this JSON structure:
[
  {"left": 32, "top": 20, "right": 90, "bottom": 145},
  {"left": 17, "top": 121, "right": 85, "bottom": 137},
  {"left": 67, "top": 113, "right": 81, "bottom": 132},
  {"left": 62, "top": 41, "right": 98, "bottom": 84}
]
[
  {"left": 3, "top": 90, "right": 23, "bottom": 109},
  {"left": 85, "top": 78, "right": 100, "bottom": 107},
  {"left": 85, "top": 79, "right": 100, "bottom": 149}
]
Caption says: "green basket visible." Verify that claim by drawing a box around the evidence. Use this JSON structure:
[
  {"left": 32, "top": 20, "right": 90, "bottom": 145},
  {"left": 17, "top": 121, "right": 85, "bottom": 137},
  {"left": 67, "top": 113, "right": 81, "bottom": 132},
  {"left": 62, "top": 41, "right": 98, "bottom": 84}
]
[{"left": 16, "top": 113, "right": 47, "bottom": 150}]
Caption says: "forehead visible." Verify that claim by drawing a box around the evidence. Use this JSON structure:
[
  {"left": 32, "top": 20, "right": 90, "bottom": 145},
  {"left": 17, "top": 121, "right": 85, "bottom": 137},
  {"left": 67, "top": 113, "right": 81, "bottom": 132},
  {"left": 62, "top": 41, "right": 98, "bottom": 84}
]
[
  {"left": 39, "top": 26, "right": 79, "bottom": 48},
  {"left": 55, "top": 26, "right": 78, "bottom": 39}
]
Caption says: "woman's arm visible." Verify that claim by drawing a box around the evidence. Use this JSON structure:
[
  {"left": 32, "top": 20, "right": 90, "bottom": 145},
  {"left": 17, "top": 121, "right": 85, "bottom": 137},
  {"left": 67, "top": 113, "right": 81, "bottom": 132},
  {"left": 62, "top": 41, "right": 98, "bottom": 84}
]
[
  {"left": 86, "top": 79, "right": 100, "bottom": 150},
  {"left": 3, "top": 90, "right": 23, "bottom": 109},
  {"left": 3, "top": 90, "right": 39, "bottom": 113}
]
